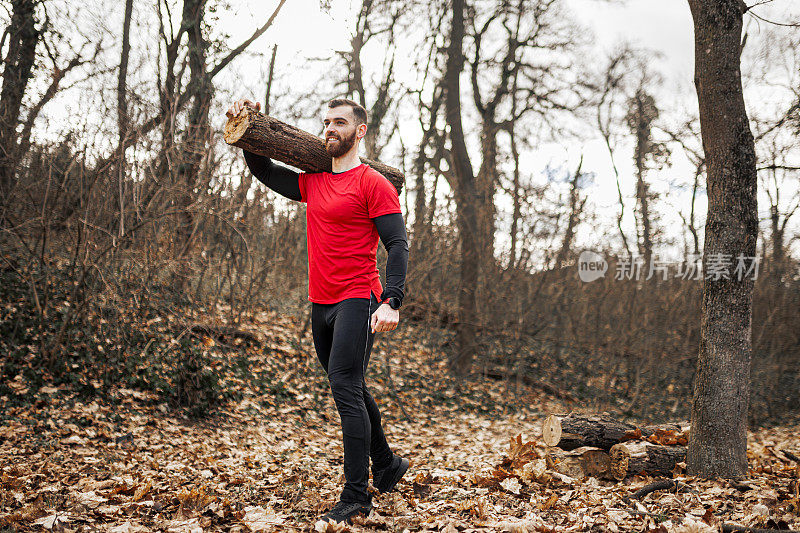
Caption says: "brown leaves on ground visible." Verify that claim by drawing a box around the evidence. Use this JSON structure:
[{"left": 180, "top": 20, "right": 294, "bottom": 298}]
[
  {"left": 3, "top": 394, "right": 798, "bottom": 533},
  {"left": 645, "top": 430, "right": 689, "bottom": 448},
  {"left": 1, "top": 311, "right": 799, "bottom": 532}
]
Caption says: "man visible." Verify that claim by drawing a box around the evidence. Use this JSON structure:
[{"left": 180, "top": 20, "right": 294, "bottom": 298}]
[{"left": 225, "top": 98, "right": 410, "bottom": 524}]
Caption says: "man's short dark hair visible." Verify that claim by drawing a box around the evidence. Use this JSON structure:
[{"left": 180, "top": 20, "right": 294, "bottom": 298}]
[{"left": 328, "top": 98, "right": 368, "bottom": 126}]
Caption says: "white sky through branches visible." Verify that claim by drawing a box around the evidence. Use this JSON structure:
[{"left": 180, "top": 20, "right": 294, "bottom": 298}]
[
  {"left": 220, "top": 0, "right": 800, "bottom": 263},
  {"left": 15, "top": 0, "right": 800, "bottom": 265}
]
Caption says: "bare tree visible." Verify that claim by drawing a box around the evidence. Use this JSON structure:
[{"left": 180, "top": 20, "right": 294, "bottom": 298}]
[
  {"left": 117, "top": 0, "right": 134, "bottom": 237},
  {"left": 0, "top": 0, "right": 91, "bottom": 218},
  {"left": 0, "top": 0, "right": 40, "bottom": 210},
  {"left": 686, "top": 0, "right": 758, "bottom": 478},
  {"left": 468, "top": 0, "right": 582, "bottom": 291},
  {"left": 554, "top": 157, "right": 589, "bottom": 268},
  {"left": 95, "top": 0, "right": 288, "bottom": 179},
  {"left": 175, "top": 0, "right": 212, "bottom": 266},
  {"left": 334, "top": 0, "right": 403, "bottom": 160},
  {"left": 759, "top": 140, "right": 800, "bottom": 280},
  {"left": 624, "top": 83, "right": 668, "bottom": 272},
  {"left": 660, "top": 118, "right": 705, "bottom": 259},
  {"left": 410, "top": 81, "right": 446, "bottom": 261},
  {"left": 438, "top": 0, "right": 585, "bottom": 372},
  {"left": 594, "top": 48, "right": 634, "bottom": 257},
  {"left": 444, "top": 0, "right": 480, "bottom": 373},
  {"left": 746, "top": 29, "right": 800, "bottom": 281},
  {"left": 507, "top": 77, "right": 523, "bottom": 268},
  {"left": 264, "top": 44, "right": 277, "bottom": 115}
]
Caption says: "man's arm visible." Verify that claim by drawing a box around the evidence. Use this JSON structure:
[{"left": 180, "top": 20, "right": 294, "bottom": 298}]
[
  {"left": 243, "top": 151, "right": 302, "bottom": 201},
  {"left": 226, "top": 98, "right": 303, "bottom": 202},
  {"left": 373, "top": 212, "right": 409, "bottom": 305}
]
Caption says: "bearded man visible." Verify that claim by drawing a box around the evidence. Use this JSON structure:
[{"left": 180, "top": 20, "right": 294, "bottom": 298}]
[{"left": 226, "top": 97, "right": 410, "bottom": 524}]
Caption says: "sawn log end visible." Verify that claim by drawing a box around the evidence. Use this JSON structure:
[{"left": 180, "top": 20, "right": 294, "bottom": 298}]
[{"left": 224, "top": 108, "right": 253, "bottom": 145}]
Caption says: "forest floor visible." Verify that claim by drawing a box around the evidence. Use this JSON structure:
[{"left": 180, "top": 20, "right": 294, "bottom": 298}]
[{"left": 1, "top": 305, "right": 799, "bottom": 532}]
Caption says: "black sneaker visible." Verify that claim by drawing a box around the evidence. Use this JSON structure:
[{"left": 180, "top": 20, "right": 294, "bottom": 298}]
[
  {"left": 372, "top": 455, "right": 410, "bottom": 494},
  {"left": 320, "top": 500, "right": 372, "bottom": 524}
]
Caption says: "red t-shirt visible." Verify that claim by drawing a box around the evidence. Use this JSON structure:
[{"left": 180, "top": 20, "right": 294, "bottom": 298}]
[{"left": 298, "top": 164, "right": 402, "bottom": 304}]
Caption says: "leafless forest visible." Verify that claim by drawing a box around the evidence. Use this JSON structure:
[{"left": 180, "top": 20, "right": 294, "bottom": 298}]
[{"left": 1, "top": 0, "right": 800, "bottom": 529}]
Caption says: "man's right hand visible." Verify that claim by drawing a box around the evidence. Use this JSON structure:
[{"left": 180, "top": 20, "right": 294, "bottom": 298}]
[{"left": 226, "top": 99, "right": 261, "bottom": 119}]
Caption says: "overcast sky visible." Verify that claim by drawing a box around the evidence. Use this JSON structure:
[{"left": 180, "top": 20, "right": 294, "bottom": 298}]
[{"left": 19, "top": 0, "right": 798, "bottom": 263}]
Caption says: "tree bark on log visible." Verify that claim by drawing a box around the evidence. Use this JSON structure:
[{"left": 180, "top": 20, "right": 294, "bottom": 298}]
[
  {"left": 542, "top": 414, "right": 685, "bottom": 450},
  {"left": 547, "top": 446, "right": 613, "bottom": 480},
  {"left": 223, "top": 107, "right": 405, "bottom": 194},
  {"left": 609, "top": 441, "right": 687, "bottom": 480}
]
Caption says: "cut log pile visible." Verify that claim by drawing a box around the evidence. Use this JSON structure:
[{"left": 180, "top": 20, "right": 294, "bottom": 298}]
[
  {"left": 609, "top": 440, "right": 687, "bottom": 480},
  {"left": 542, "top": 414, "right": 689, "bottom": 480},
  {"left": 547, "top": 446, "right": 614, "bottom": 480},
  {"left": 223, "top": 107, "right": 405, "bottom": 194}
]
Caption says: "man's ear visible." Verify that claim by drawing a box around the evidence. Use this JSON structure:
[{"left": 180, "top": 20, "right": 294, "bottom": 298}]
[{"left": 357, "top": 123, "right": 367, "bottom": 140}]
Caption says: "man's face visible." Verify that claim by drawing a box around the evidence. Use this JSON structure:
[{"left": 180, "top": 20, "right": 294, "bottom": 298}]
[{"left": 323, "top": 106, "right": 360, "bottom": 158}]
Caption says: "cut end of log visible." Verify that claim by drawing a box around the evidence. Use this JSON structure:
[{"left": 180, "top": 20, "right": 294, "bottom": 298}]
[
  {"left": 224, "top": 107, "right": 254, "bottom": 145},
  {"left": 542, "top": 415, "right": 562, "bottom": 447},
  {"left": 581, "top": 447, "right": 612, "bottom": 477},
  {"left": 548, "top": 446, "right": 613, "bottom": 480},
  {"left": 609, "top": 443, "right": 630, "bottom": 481}
]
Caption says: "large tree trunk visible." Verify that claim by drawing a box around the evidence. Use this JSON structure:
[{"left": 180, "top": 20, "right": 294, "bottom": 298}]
[
  {"left": 0, "top": 0, "right": 39, "bottom": 208},
  {"left": 444, "top": 0, "right": 479, "bottom": 374},
  {"left": 224, "top": 108, "right": 404, "bottom": 194},
  {"left": 686, "top": 0, "right": 757, "bottom": 478}
]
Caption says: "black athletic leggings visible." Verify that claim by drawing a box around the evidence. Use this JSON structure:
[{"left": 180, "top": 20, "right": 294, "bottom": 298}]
[{"left": 311, "top": 291, "right": 394, "bottom": 503}]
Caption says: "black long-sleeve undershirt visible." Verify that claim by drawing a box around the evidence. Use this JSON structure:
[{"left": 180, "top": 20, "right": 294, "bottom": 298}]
[
  {"left": 374, "top": 213, "right": 408, "bottom": 305},
  {"left": 243, "top": 150, "right": 302, "bottom": 201},
  {"left": 243, "top": 150, "right": 408, "bottom": 306}
]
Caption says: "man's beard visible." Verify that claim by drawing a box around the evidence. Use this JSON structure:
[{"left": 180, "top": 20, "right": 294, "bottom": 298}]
[{"left": 325, "top": 129, "right": 357, "bottom": 158}]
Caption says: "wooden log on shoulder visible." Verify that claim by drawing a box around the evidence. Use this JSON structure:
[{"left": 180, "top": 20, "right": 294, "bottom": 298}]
[
  {"left": 223, "top": 106, "right": 405, "bottom": 194},
  {"left": 546, "top": 446, "right": 613, "bottom": 480},
  {"left": 609, "top": 441, "right": 687, "bottom": 480}
]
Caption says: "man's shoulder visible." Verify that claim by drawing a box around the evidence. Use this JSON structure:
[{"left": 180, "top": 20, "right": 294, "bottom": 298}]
[
  {"left": 299, "top": 170, "right": 326, "bottom": 178},
  {"left": 361, "top": 164, "right": 392, "bottom": 185},
  {"left": 360, "top": 163, "right": 378, "bottom": 175}
]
